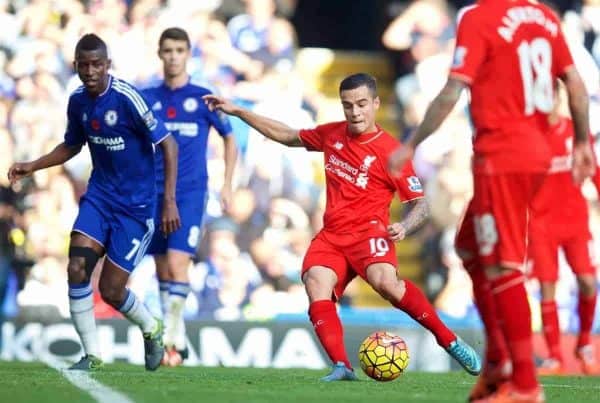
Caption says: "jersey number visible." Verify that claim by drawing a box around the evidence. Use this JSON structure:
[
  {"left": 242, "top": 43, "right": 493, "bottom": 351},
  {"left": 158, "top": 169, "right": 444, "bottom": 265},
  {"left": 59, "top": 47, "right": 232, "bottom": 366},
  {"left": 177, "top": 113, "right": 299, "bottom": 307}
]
[
  {"left": 369, "top": 238, "right": 390, "bottom": 257},
  {"left": 125, "top": 239, "right": 141, "bottom": 261},
  {"left": 517, "top": 38, "right": 553, "bottom": 115}
]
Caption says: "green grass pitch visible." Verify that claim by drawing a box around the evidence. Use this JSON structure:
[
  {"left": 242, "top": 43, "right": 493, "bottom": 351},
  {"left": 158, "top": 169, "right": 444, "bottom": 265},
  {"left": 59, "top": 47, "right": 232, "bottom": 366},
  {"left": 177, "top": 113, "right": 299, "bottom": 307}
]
[{"left": 1, "top": 361, "right": 598, "bottom": 403}]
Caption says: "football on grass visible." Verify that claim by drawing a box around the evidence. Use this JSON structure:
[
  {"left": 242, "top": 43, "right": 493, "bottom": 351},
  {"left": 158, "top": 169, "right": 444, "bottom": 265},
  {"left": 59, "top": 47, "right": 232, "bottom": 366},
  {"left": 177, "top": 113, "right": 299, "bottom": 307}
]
[{"left": 358, "top": 331, "right": 409, "bottom": 381}]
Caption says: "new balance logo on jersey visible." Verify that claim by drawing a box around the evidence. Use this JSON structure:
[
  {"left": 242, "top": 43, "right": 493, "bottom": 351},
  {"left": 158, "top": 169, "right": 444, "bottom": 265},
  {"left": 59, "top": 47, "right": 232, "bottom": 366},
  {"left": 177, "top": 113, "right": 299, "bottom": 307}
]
[{"left": 88, "top": 135, "right": 125, "bottom": 151}]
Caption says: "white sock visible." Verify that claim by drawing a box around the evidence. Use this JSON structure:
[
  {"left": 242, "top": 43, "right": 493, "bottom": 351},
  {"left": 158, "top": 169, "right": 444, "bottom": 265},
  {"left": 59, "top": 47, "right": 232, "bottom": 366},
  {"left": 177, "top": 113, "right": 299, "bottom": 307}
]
[
  {"left": 158, "top": 280, "right": 170, "bottom": 316},
  {"left": 69, "top": 283, "right": 99, "bottom": 357},
  {"left": 165, "top": 294, "right": 186, "bottom": 348},
  {"left": 166, "top": 282, "right": 190, "bottom": 349},
  {"left": 118, "top": 288, "right": 157, "bottom": 334}
]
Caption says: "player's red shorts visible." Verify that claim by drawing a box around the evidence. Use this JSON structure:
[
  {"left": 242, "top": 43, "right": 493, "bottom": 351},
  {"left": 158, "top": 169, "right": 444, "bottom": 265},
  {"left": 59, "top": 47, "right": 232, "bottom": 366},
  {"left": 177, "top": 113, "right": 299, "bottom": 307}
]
[
  {"left": 455, "top": 172, "right": 545, "bottom": 271},
  {"left": 302, "top": 227, "right": 397, "bottom": 300},
  {"left": 529, "top": 214, "right": 595, "bottom": 282}
]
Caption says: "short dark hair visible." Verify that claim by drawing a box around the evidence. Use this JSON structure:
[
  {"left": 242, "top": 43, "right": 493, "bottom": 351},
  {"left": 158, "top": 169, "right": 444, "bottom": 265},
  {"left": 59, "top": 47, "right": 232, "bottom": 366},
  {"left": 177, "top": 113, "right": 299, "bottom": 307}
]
[
  {"left": 159, "top": 27, "right": 191, "bottom": 49},
  {"left": 339, "top": 73, "right": 377, "bottom": 98},
  {"left": 75, "top": 33, "right": 108, "bottom": 59}
]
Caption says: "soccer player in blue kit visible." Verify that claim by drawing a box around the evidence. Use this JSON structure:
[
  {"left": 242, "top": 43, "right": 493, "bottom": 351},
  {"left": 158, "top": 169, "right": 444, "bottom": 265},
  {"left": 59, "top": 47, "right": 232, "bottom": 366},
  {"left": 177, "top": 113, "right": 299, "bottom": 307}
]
[
  {"left": 7, "top": 34, "right": 181, "bottom": 371},
  {"left": 144, "top": 27, "right": 236, "bottom": 366}
]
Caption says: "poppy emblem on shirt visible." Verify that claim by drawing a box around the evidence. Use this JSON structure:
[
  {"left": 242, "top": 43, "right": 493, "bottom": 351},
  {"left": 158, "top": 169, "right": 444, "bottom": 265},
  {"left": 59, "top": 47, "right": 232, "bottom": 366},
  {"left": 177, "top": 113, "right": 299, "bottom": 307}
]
[
  {"left": 91, "top": 119, "right": 100, "bottom": 130},
  {"left": 407, "top": 176, "right": 423, "bottom": 193},
  {"left": 183, "top": 97, "right": 198, "bottom": 112},
  {"left": 104, "top": 110, "right": 118, "bottom": 126},
  {"left": 167, "top": 106, "right": 177, "bottom": 119}
]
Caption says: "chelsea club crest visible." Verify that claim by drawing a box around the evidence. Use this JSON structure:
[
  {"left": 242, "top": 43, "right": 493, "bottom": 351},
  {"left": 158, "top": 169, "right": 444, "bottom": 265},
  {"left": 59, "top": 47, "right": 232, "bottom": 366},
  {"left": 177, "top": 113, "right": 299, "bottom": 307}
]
[
  {"left": 104, "top": 110, "right": 118, "bottom": 126},
  {"left": 183, "top": 97, "right": 198, "bottom": 112}
]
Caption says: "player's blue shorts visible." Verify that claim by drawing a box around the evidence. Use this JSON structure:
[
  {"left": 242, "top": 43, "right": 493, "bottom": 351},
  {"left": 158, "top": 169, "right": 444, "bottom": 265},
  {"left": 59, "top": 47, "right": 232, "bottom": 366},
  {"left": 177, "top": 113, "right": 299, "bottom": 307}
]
[
  {"left": 147, "top": 190, "right": 207, "bottom": 256},
  {"left": 72, "top": 195, "right": 155, "bottom": 273}
]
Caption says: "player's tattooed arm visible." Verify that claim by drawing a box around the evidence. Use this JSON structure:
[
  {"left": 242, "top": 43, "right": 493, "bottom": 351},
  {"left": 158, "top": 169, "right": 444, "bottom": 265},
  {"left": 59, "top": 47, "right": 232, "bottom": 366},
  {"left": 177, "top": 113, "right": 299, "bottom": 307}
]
[{"left": 387, "top": 198, "right": 429, "bottom": 242}]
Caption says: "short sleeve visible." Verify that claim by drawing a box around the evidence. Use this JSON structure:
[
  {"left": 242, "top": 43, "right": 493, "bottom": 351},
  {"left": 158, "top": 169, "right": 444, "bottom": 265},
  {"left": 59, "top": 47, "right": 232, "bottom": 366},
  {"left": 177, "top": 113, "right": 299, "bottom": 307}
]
[
  {"left": 64, "top": 96, "right": 86, "bottom": 146},
  {"left": 552, "top": 28, "right": 575, "bottom": 77},
  {"left": 298, "top": 127, "right": 325, "bottom": 152},
  {"left": 450, "top": 8, "right": 486, "bottom": 84},
  {"left": 207, "top": 107, "right": 233, "bottom": 137},
  {"left": 125, "top": 87, "right": 171, "bottom": 145},
  {"left": 393, "top": 161, "right": 425, "bottom": 202}
]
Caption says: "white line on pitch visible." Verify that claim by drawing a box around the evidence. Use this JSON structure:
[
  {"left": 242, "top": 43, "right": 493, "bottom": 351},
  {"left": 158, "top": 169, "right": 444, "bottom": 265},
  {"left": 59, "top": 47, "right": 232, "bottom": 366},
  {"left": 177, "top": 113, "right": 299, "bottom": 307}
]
[{"left": 43, "top": 355, "right": 135, "bottom": 403}]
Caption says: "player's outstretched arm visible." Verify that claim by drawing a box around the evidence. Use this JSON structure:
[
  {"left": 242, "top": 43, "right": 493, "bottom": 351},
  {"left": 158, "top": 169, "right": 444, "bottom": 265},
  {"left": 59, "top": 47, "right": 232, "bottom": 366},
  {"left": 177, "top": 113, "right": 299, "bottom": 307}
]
[
  {"left": 202, "top": 94, "right": 303, "bottom": 147},
  {"left": 7, "top": 142, "right": 82, "bottom": 184},
  {"left": 563, "top": 67, "right": 595, "bottom": 183},
  {"left": 388, "top": 78, "right": 466, "bottom": 175},
  {"left": 158, "top": 135, "right": 181, "bottom": 235},
  {"left": 387, "top": 198, "right": 429, "bottom": 242}
]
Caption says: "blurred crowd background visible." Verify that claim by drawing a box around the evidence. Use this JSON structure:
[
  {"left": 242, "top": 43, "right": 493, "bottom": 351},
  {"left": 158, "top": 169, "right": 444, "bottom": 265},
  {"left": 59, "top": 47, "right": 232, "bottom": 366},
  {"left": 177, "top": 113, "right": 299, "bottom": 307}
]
[{"left": 0, "top": 0, "right": 599, "bottom": 333}]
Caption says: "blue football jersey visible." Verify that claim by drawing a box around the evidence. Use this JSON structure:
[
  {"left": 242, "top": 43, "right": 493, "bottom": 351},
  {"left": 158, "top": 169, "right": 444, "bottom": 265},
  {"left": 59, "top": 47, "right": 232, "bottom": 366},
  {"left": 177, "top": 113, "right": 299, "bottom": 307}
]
[
  {"left": 64, "top": 75, "right": 170, "bottom": 215},
  {"left": 143, "top": 80, "right": 232, "bottom": 194}
]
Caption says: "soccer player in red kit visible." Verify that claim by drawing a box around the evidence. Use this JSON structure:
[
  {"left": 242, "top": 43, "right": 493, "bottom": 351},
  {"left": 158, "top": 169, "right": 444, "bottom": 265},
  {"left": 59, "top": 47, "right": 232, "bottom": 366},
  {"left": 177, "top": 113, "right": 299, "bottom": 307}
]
[
  {"left": 203, "top": 73, "right": 481, "bottom": 381},
  {"left": 388, "top": 1, "right": 595, "bottom": 402},
  {"left": 530, "top": 88, "right": 600, "bottom": 376}
]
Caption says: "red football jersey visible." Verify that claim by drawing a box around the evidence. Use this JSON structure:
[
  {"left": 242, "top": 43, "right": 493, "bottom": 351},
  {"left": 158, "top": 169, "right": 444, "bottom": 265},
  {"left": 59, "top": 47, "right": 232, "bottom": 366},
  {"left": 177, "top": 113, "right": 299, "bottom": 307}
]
[
  {"left": 299, "top": 121, "right": 424, "bottom": 234},
  {"left": 451, "top": 0, "right": 574, "bottom": 174},
  {"left": 533, "top": 117, "right": 600, "bottom": 227}
]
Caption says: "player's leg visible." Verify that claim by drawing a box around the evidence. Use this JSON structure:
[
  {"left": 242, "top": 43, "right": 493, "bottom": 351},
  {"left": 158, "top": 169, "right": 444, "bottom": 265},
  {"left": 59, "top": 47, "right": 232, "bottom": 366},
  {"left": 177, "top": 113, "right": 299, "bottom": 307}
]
[
  {"left": 163, "top": 250, "right": 193, "bottom": 366},
  {"left": 103, "top": 214, "right": 164, "bottom": 371},
  {"left": 564, "top": 235, "right": 599, "bottom": 374},
  {"left": 67, "top": 198, "right": 107, "bottom": 370},
  {"left": 68, "top": 233, "right": 105, "bottom": 370},
  {"left": 474, "top": 173, "right": 543, "bottom": 399},
  {"left": 364, "top": 261, "right": 481, "bottom": 375},
  {"left": 529, "top": 218, "right": 564, "bottom": 374},
  {"left": 161, "top": 191, "right": 204, "bottom": 363},
  {"left": 457, "top": 204, "right": 510, "bottom": 367},
  {"left": 154, "top": 255, "right": 171, "bottom": 317},
  {"left": 302, "top": 231, "right": 357, "bottom": 381}
]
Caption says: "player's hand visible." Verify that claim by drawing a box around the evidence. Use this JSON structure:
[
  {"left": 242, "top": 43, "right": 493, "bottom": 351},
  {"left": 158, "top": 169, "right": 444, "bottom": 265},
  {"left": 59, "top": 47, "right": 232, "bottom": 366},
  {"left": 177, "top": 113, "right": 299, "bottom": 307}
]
[
  {"left": 7, "top": 162, "right": 35, "bottom": 185},
  {"left": 388, "top": 144, "right": 415, "bottom": 176},
  {"left": 161, "top": 198, "right": 181, "bottom": 236},
  {"left": 220, "top": 184, "right": 232, "bottom": 214},
  {"left": 572, "top": 141, "right": 596, "bottom": 184},
  {"left": 202, "top": 94, "right": 238, "bottom": 115},
  {"left": 387, "top": 222, "right": 407, "bottom": 242}
]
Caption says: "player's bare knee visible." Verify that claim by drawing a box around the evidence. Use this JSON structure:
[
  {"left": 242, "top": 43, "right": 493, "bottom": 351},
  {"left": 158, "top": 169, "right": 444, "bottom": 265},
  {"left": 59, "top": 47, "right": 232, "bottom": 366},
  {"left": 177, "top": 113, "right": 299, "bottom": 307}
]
[
  {"left": 577, "top": 275, "right": 597, "bottom": 296},
  {"left": 372, "top": 279, "right": 400, "bottom": 301}
]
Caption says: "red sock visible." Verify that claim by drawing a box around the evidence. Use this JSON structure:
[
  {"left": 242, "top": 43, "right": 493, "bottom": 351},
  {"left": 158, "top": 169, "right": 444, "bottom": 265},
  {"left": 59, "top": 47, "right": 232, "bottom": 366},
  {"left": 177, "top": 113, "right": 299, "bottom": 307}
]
[
  {"left": 491, "top": 271, "right": 538, "bottom": 392},
  {"left": 577, "top": 292, "right": 597, "bottom": 347},
  {"left": 468, "top": 263, "right": 510, "bottom": 365},
  {"left": 308, "top": 300, "right": 351, "bottom": 368},
  {"left": 392, "top": 280, "right": 456, "bottom": 348},
  {"left": 541, "top": 300, "right": 562, "bottom": 361}
]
